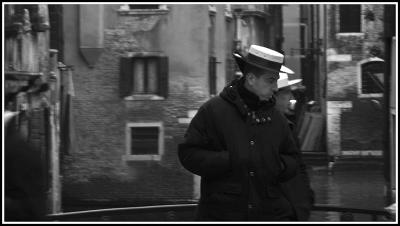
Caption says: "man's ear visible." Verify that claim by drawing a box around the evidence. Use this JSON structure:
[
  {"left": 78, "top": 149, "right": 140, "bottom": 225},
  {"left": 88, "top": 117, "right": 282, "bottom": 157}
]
[{"left": 246, "top": 73, "right": 256, "bottom": 86}]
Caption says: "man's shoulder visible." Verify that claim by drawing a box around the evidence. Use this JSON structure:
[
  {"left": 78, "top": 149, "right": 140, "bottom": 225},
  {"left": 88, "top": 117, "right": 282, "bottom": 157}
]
[
  {"left": 197, "top": 95, "right": 233, "bottom": 117},
  {"left": 203, "top": 95, "right": 228, "bottom": 108},
  {"left": 271, "top": 108, "right": 292, "bottom": 125}
]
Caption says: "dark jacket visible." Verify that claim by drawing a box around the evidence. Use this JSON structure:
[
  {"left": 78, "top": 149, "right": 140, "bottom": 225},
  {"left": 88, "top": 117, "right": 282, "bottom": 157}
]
[
  {"left": 280, "top": 119, "right": 315, "bottom": 221},
  {"left": 178, "top": 78, "right": 302, "bottom": 221}
]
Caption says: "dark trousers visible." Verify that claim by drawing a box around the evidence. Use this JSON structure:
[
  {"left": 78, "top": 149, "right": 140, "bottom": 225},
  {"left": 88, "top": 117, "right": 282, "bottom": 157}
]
[
  {"left": 196, "top": 195, "right": 295, "bottom": 221},
  {"left": 247, "top": 195, "right": 296, "bottom": 221}
]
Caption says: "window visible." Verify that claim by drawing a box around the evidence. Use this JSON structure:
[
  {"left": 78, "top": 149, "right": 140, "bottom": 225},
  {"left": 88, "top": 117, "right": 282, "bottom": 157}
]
[
  {"left": 225, "top": 9, "right": 235, "bottom": 83},
  {"left": 299, "top": 23, "right": 308, "bottom": 57},
  {"left": 209, "top": 10, "right": 217, "bottom": 96},
  {"left": 357, "top": 58, "right": 385, "bottom": 97},
  {"left": 209, "top": 56, "right": 217, "bottom": 96},
  {"left": 123, "top": 122, "right": 164, "bottom": 161},
  {"left": 339, "top": 5, "right": 361, "bottom": 33},
  {"left": 48, "top": 5, "right": 63, "bottom": 62},
  {"left": 120, "top": 54, "right": 168, "bottom": 99}
]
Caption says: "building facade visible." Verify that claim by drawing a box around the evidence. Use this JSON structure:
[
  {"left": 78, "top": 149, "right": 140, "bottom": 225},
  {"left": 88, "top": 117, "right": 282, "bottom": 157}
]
[
  {"left": 4, "top": 4, "right": 64, "bottom": 214},
  {"left": 325, "top": 4, "right": 386, "bottom": 158},
  {"left": 55, "top": 4, "right": 236, "bottom": 210},
  {"left": 52, "top": 3, "right": 285, "bottom": 211},
  {"left": 280, "top": 4, "right": 327, "bottom": 159}
]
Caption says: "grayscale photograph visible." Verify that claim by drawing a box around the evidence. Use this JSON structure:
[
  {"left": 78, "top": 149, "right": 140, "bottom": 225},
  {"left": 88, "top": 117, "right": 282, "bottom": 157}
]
[{"left": 3, "top": 2, "right": 398, "bottom": 223}]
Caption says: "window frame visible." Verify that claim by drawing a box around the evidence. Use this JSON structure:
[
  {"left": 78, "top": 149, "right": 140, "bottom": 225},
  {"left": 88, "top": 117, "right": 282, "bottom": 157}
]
[
  {"left": 123, "top": 122, "right": 164, "bottom": 161},
  {"left": 357, "top": 57, "right": 385, "bottom": 98}
]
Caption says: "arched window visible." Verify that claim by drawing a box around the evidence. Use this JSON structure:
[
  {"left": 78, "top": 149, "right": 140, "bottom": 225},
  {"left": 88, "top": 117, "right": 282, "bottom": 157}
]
[{"left": 357, "top": 57, "right": 385, "bottom": 98}]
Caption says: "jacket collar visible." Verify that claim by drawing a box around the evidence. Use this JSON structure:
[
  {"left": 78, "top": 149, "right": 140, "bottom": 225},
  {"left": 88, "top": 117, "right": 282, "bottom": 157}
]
[{"left": 220, "top": 77, "right": 276, "bottom": 117}]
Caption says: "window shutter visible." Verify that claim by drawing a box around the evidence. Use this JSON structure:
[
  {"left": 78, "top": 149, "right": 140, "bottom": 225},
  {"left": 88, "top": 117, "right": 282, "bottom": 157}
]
[
  {"left": 119, "top": 57, "right": 133, "bottom": 98},
  {"left": 158, "top": 56, "right": 169, "bottom": 98}
]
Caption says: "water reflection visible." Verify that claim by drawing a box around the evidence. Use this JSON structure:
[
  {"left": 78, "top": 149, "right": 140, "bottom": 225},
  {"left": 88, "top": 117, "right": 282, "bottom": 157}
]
[{"left": 308, "top": 161, "right": 386, "bottom": 221}]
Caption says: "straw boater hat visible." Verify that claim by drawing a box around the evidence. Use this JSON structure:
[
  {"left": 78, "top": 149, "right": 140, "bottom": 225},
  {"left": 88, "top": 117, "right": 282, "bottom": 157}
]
[
  {"left": 277, "top": 72, "right": 302, "bottom": 89},
  {"left": 233, "top": 45, "right": 294, "bottom": 75}
]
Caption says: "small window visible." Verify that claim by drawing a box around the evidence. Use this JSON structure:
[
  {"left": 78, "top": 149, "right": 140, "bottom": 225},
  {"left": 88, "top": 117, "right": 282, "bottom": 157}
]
[
  {"left": 339, "top": 5, "right": 361, "bottom": 33},
  {"left": 209, "top": 56, "right": 217, "bottom": 96},
  {"left": 130, "top": 127, "right": 158, "bottom": 155},
  {"left": 209, "top": 11, "right": 217, "bottom": 96},
  {"left": 120, "top": 54, "right": 168, "bottom": 99},
  {"left": 358, "top": 58, "right": 385, "bottom": 97},
  {"left": 124, "top": 122, "right": 164, "bottom": 161},
  {"left": 300, "top": 23, "right": 308, "bottom": 57}
]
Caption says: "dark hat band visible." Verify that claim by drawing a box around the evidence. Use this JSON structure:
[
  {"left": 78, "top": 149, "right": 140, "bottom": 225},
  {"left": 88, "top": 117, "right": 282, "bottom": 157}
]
[{"left": 247, "top": 53, "right": 282, "bottom": 72}]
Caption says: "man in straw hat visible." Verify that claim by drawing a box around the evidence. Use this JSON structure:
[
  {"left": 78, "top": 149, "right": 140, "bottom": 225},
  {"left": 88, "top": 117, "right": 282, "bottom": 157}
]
[
  {"left": 276, "top": 73, "right": 303, "bottom": 117},
  {"left": 178, "top": 45, "right": 304, "bottom": 221},
  {"left": 275, "top": 71, "right": 315, "bottom": 221}
]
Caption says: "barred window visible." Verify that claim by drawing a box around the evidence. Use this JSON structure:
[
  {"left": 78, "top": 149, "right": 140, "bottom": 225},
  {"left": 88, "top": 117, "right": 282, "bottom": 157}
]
[
  {"left": 130, "top": 127, "right": 159, "bottom": 155},
  {"left": 124, "top": 122, "right": 164, "bottom": 161}
]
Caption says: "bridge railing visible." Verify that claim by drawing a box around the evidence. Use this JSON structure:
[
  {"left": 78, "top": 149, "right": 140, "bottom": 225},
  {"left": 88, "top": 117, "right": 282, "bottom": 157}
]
[{"left": 45, "top": 204, "right": 394, "bottom": 222}]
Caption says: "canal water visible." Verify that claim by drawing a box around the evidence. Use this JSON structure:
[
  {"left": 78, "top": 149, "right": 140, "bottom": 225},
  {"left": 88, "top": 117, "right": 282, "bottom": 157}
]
[
  {"left": 59, "top": 158, "right": 391, "bottom": 222},
  {"left": 307, "top": 159, "right": 388, "bottom": 221}
]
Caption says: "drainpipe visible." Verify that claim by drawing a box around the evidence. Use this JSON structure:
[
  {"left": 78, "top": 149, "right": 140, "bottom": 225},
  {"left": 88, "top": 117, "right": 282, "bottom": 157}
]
[
  {"left": 48, "top": 49, "right": 61, "bottom": 213},
  {"left": 323, "top": 5, "right": 328, "bottom": 155}
]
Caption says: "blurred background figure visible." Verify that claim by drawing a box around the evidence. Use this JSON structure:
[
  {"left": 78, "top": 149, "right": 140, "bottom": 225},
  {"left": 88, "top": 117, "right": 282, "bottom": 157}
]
[
  {"left": 275, "top": 73, "right": 302, "bottom": 121},
  {"left": 275, "top": 71, "right": 315, "bottom": 220}
]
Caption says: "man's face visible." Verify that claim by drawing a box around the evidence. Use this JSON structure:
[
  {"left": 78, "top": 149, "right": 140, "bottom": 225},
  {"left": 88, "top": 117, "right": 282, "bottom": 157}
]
[
  {"left": 275, "top": 87, "right": 295, "bottom": 115},
  {"left": 247, "top": 70, "right": 279, "bottom": 101}
]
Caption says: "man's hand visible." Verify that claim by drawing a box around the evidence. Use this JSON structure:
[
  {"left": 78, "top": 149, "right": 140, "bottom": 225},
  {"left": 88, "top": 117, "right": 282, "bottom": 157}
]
[
  {"left": 278, "top": 155, "right": 298, "bottom": 182},
  {"left": 279, "top": 157, "right": 286, "bottom": 171}
]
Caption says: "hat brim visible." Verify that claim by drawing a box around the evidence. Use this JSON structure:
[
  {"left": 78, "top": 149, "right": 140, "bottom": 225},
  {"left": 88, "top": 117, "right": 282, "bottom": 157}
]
[
  {"left": 279, "top": 79, "right": 302, "bottom": 89},
  {"left": 280, "top": 65, "right": 294, "bottom": 74},
  {"left": 233, "top": 53, "right": 246, "bottom": 73},
  {"left": 233, "top": 53, "right": 294, "bottom": 74}
]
